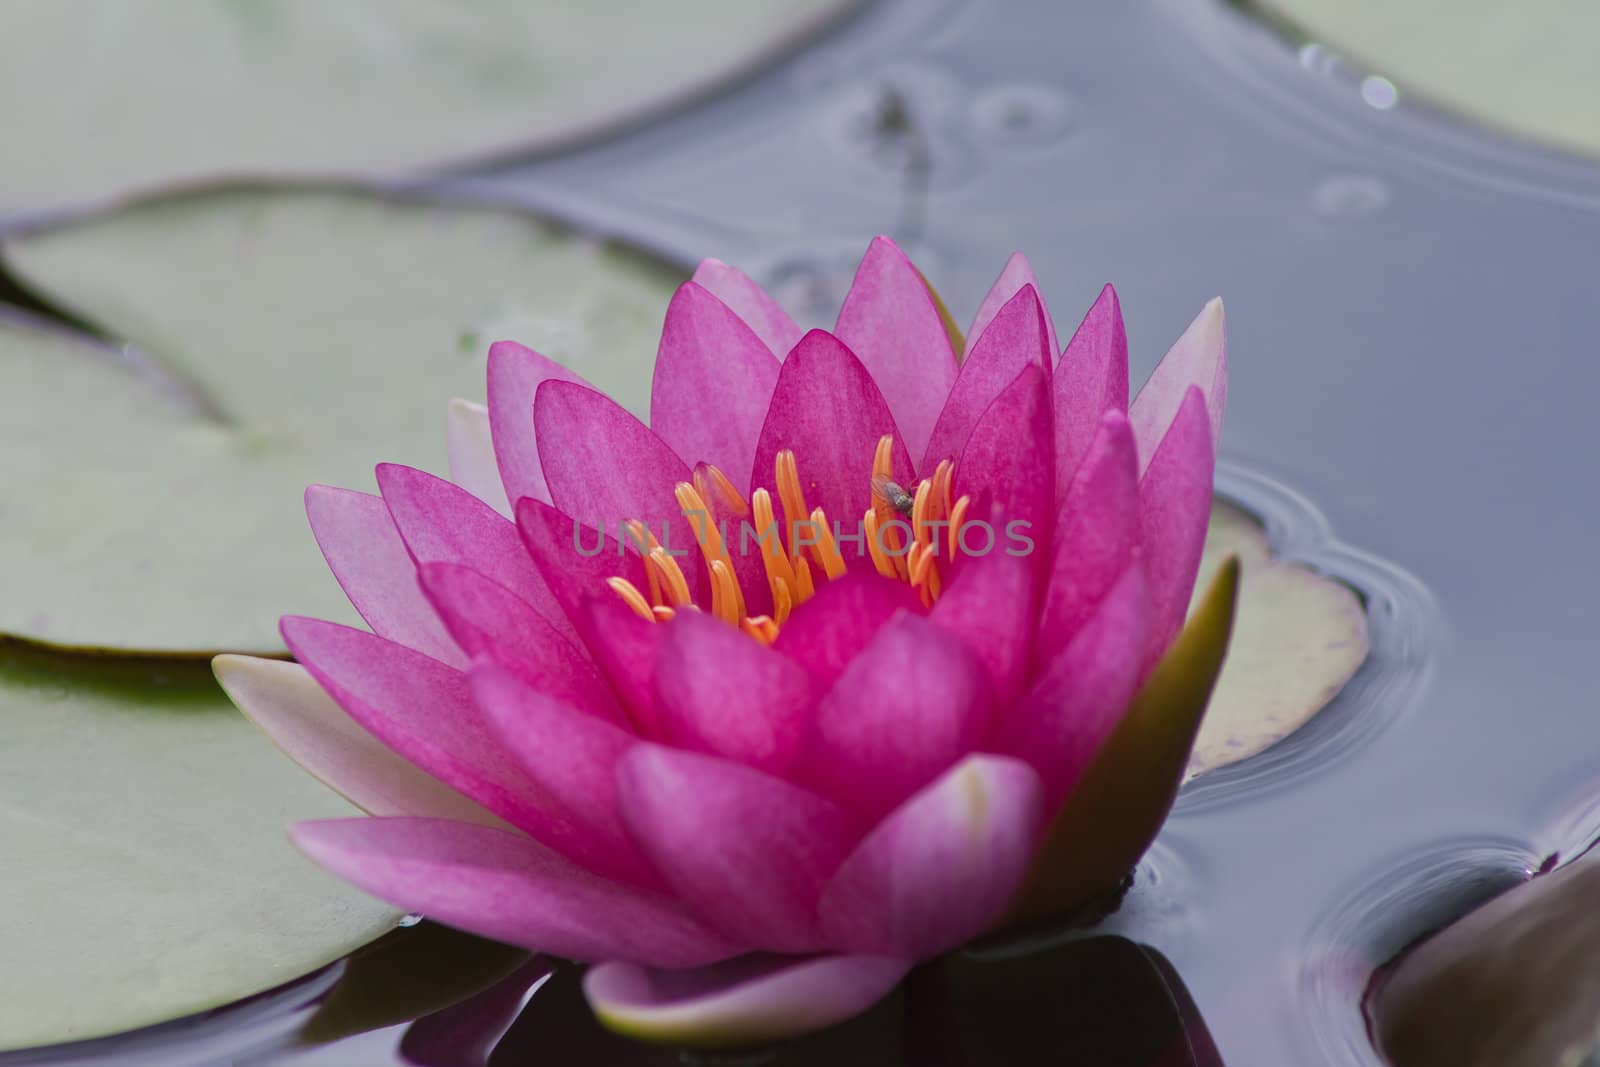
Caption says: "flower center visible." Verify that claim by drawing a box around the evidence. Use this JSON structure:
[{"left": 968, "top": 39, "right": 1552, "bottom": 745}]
[{"left": 607, "top": 434, "right": 972, "bottom": 644}]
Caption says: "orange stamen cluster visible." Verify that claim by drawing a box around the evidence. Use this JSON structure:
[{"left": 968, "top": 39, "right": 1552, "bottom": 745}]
[{"left": 608, "top": 435, "right": 972, "bottom": 642}]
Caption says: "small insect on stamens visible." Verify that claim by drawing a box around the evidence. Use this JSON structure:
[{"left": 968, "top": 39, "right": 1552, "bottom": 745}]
[{"left": 871, "top": 474, "right": 917, "bottom": 517}]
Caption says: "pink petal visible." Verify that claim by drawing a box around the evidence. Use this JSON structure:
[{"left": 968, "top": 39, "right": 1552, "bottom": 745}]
[
  {"left": 967, "top": 252, "right": 1059, "bottom": 362},
  {"left": 375, "top": 464, "right": 574, "bottom": 648},
  {"left": 535, "top": 380, "right": 704, "bottom": 603},
  {"left": 616, "top": 744, "right": 864, "bottom": 954},
  {"left": 446, "top": 398, "right": 512, "bottom": 517},
  {"left": 1128, "top": 298, "right": 1225, "bottom": 477},
  {"left": 922, "top": 284, "right": 1052, "bottom": 470},
  {"left": 929, "top": 534, "right": 1037, "bottom": 706},
  {"left": 654, "top": 610, "right": 819, "bottom": 776},
  {"left": 1138, "top": 386, "right": 1216, "bottom": 659},
  {"left": 292, "top": 818, "right": 738, "bottom": 968},
  {"left": 817, "top": 755, "right": 1044, "bottom": 958},
  {"left": 280, "top": 617, "right": 633, "bottom": 883},
  {"left": 691, "top": 258, "right": 804, "bottom": 360},
  {"left": 214, "top": 655, "right": 506, "bottom": 828},
  {"left": 486, "top": 340, "right": 590, "bottom": 508},
  {"left": 772, "top": 571, "right": 924, "bottom": 684},
  {"left": 580, "top": 595, "right": 667, "bottom": 738},
  {"left": 751, "top": 329, "right": 914, "bottom": 533},
  {"left": 991, "top": 563, "right": 1152, "bottom": 809},
  {"left": 800, "top": 614, "right": 994, "bottom": 821},
  {"left": 833, "top": 236, "right": 958, "bottom": 461},
  {"left": 469, "top": 662, "right": 661, "bottom": 889},
  {"left": 955, "top": 364, "right": 1056, "bottom": 566},
  {"left": 417, "top": 562, "right": 619, "bottom": 723},
  {"left": 585, "top": 954, "right": 909, "bottom": 1048},
  {"left": 514, "top": 498, "right": 649, "bottom": 638},
  {"left": 304, "top": 485, "right": 464, "bottom": 668},
  {"left": 1054, "top": 284, "right": 1130, "bottom": 498},
  {"left": 651, "top": 282, "right": 781, "bottom": 489},
  {"left": 1035, "top": 412, "right": 1139, "bottom": 666}
]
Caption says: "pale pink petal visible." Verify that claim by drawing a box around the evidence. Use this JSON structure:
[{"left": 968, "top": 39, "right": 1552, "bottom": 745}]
[
  {"left": 376, "top": 464, "right": 574, "bottom": 648},
  {"left": 832, "top": 236, "right": 958, "bottom": 461},
  {"left": 817, "top": 755, "right": 1044, "bottom": 958},
  {"left": 955, "top": 365, "right": 1055, "bottom": 566},
  {"left": 654, "top": 610, "right": 819, "bottom": 776},
  {"left": 772, "top": 571, "right": 924, "bottom": 684},
  {"left": 470, "top": 663, "right": 661, "bottom": 889},
  {"left": 535, "top": 380, "right": 704, "bottom": 603},
  {"left": 417, "top": 562, "right": 620, "bottom": 723},
  {"left": 751, "top": 329, "right": 913, "bottom": 533},
  {"left": 304, "top": 485, "right": 464, "bottom": 668},
  {"left": 616, "top": 744, "right": 865, "bottom": 954},
  {"left": 1035, "top": 412, "right": 1139, "bottom": 665},
  {"left": 214, "top": 655, "right": 506, "bottom": 829},
  {"left": 280, "top": 617, "right": 635, "bottom": 883},
  {"left": 1129, "top": 298, "right": 1225, "bottom": 477},
  {"left": 1138, "top": 386, "right": 1216, "bottom": 659},
  {"left": 651, "top": 282, "right": 781, "bottom": 489},
  {"left": 922, "top": 284, "right": 1052, "bottom": 470},
  {"left": 929, "top": 531, "right": 1037, "bottom": 706},
  {"left": 799, "top": 615, "right": 992, "bottom": 821},
  {"left": 691, "top": 258, "right": 804, "bottom": 360},
  {"left": 1054, "top": 284, "right": 1130, "bottom": 498},
  {"left": 585, "top": 954, "right": 909, "bottom": 1048},
  {"left": 486, "top": 340, "right": 590, "bottom": 508},
  {"left": 992, "top": 563, "right": 1152, "bottom": 809},
  {"left": 967, "top": 252, "right": 1059, "bottom": 361},
  {"left": 292, "top": 818, "right": 738, "bottom": 968},
  {"left": 514, "top": 498, "right": 649, "bottom": 638},
  {"left": 446, "top": 398, "right": 511, "bottom": 517}
]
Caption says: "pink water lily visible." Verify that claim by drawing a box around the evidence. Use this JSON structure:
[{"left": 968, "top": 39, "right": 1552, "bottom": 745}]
[{"left": 216, "top": 237, "right": 1237, "bottom": 1048}]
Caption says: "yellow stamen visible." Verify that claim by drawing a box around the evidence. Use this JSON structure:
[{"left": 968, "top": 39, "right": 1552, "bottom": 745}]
[
  {"left": 862, "top": 508, "right": 898, "bottom": 580},
  {"left": 948, "top": 494, "right": 972, "bottom": 562},
  {"left": 675, "top": 482, "right": 745, "bottom": 619},
  {"left": 696, "top": 463, "right": 751, "bottom": 519},
  {"left": 912, "top": 479, "right": 935, "bottom": 558},
  {"left": 772, "top": 576, "right": 794, "bottom": 626},
  {"left": 808, "top": 506, "right": 848, "bottom": 580},
  {"left": 652, "top": 604, "right": 677, "bottom": 622},
  {"left": 775, "top": 450, "right": 813, "bottom": 560},
  {"left": 647, "top": 548, "right": 693, "bottom": 607},
  {"left": 710, "top": 559, "right": 744, "bottom": 624},
  {"left": 794, "top": 556, "right": 816, "bottom": 602},
  {"left": 624, "top": 520, "right": 664, "bottom": 605},
  {"left": 607, "top": 577, "right": 654, "bottom": 621},
  {"left": 741, "top": 615, "right": 779, "bottom": 645}
]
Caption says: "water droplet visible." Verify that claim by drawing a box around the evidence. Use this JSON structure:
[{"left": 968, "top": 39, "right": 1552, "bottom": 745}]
[
  {"left": 1313, "top": 174, "right": 1390, "bottom": 218},
  {"left": 969, "top": 83, "right": 1073, "bottom": 149},
  {"left": 1360, "top": 75, "right": 1399, "bottom": 111}
]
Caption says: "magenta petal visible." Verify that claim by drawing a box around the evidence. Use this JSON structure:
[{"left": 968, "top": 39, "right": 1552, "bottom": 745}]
[
  {"left": 1129, "top": 298, "right": 1226, "bottom": 476},
  {"left": 1054, "top": 284, "right": 1130, "bottom": 497},
  {"left": 956, "top": 365, "right": 1056, "bottom": 561},
  {"left": 690, "top": 258, "right": 804, "bottom": 360},
  {"left": 1035, "top": 412, "right": 1139, "bottom": 666},
  {"left": 1138, "top": 386, "right": 1216, "bottom": 658},
  {"left": 967, "top": 252, "right": 1060, "bottom": 363},
  {"left": 617, "top": 744, "right": 864, "bottom": 954},
  {"left": 581, "top": 596, "right": 666, "bottom": 738},
  {"left": 772, "top": 571, "right": 924, "bottom": 684},
  {"left": 514, "top": 498, "right": 649, "bottom": 638},
  {"left": 536, "top": 380, "right": 704, "bottom": 602},
  {"left": 486, "top": 340, "right": 591, "bottom": 508},
  {"left": 281, "top": 617, "right": 632, "bottom": 882},
  {"left": 417, "top": 562, "right": 620, "bottom": 723},
  {"left": 929, "top": 539, "right": 1037, "bottom": 707},
  {"left": 922, "top": 285, "right": 1052, "bottom": 470},
  {"left": 292, "top": 818, "right": 737, "bottom": 967},
  {"left": 376, "top": 463, "right": 574, "bottom": 648},
  {"left": 651, "top": 282, "right": 782, "bottom": 488},
  {"left": 470, "top": 663, "right": 661, "bottom": 889},
  {"left": 817, "top": 755, "right": 1044, "bottom": 958},
  {"left": 992, "top": 563, "right": 1152, "bottom": 809},
  {"left": 585, "top": 954, "right": 909, "bottom": 1048},
  {"left": 304, "top": 486, "right": 464, "bottom": 668},
  {"left": 655, "top": 610, "right": 819, "bottom": 776},
  {"left": 799, "top": 615, "right": 992, "bottom": 821},
  {"left": 751, "top": 329, "right": 914, "bottom": 529},
  {"left": 833, "top": 236, "right": 958, "bottom": 461}
]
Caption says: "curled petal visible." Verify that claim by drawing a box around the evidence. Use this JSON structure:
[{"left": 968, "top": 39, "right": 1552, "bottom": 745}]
[
  {"left": 447, "top": 398, "right": 512, "bottom": 517},
  {"left": 818, "top": 755, "right": 1045, "bottom": 958},
  {"left": 292, "top": 818, "right": 737, "bottom": 968},
  {"left": 585, "top": 953, "right": 910, "bottom": 1049},
  {"left": 691, "top": 258, "right": 804, "bottom": 360}
]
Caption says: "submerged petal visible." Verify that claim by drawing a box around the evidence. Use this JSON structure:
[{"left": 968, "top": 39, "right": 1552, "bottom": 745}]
[
  {"left": 586, "top": 953, "right": 909, "bottom": 1049},
  {"left": 486, "top": 340, "right": 590, "bottom": 508},
  {"left": 1053, "top": 285, "right": 1130, "bottom": 498},
  {"left": 1129, "top": 298, "right": 1226, "bottom": 476},
  {"left": 833, "top": 236, "right": 958, "bottom": 461},
  {"left": 292, "top": 818, "right": 737, "bottom": 968},
  {"left": 446, "top": 398, "right": 511, "bottom": 517},
  {"left": 691, "top": 258, "right": 804, "bottom": 360},
  {"left": 818, "top": 755, "right": 1044, "bottom": 958}
]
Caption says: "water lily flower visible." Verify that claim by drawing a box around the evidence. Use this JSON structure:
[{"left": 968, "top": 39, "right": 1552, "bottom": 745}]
[{"left": 216, "top": 237, "right": 1237, "bottom": 1048}]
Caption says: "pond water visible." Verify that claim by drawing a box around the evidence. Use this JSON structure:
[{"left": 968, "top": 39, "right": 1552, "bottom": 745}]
[{"left": 6, "top": 0, "right": 1600, "bottom": 1063}]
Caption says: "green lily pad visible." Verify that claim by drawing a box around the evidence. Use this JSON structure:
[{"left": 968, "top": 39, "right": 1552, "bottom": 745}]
[
  {"left": 0, "top": 0, "right": 864, "bottom": 219},
  {"left": 1248, "top": 0, "right": 1600, "bottom": 159},
  {"left": 0, "top": 644, "right": 397, "bottom": 1052},
  {"left": 1187, "top": 501, "right": 1368, "bottom": 779},
  {"left": 0, "top": 186, "right": 683, "bottom": 654}
]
